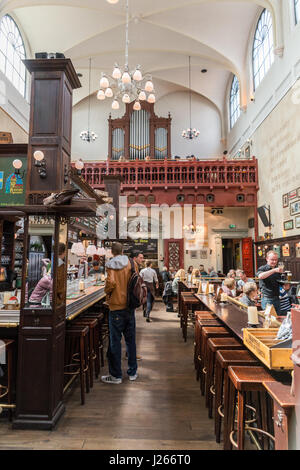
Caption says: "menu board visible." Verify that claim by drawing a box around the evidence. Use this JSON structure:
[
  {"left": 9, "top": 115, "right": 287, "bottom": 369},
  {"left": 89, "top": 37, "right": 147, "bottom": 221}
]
[
  {"left": 104, "top": 239, "right": 158, "bottom": 257},
  {"left": 0, "top": 155, "right": 27, "bottom": 206}
]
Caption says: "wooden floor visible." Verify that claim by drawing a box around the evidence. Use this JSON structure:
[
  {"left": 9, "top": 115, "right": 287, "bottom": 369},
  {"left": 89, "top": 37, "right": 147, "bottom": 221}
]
[{"left": 0, "top": 303, "right": 221, "bottom": 450}]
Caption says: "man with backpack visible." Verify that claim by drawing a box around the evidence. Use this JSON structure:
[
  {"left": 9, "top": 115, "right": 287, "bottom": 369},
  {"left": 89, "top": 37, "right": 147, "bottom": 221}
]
[{"left": 102, "top": 242, "right": 146, "bottom": 384}]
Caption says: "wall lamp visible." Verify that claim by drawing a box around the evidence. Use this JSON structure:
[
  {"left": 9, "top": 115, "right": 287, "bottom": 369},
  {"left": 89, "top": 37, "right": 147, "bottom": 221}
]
[
  {"left": 12, "top": 159, "right": 25, "bottom": 178},
  {"left": 74, "top": 159, "right": 84, "bottom": 175},
  {"left": 33, "top": 150, "right": 47, "bottom": 178}
]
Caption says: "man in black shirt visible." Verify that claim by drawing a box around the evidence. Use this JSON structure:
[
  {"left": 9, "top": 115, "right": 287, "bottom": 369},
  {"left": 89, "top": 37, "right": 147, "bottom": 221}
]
[{"left": 256, "top": 250, "right": 284, "bottom": 314}]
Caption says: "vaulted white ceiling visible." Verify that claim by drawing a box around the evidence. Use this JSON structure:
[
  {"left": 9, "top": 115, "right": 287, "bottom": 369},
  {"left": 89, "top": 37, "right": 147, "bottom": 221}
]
[{"left": 1, "top": 0, "right": 281, "bottom": 126}]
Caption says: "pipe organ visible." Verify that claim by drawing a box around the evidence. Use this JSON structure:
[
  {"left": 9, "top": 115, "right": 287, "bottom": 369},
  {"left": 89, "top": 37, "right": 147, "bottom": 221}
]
[{"left": 108, "top": 101, "right": 171, "bottom": 160}]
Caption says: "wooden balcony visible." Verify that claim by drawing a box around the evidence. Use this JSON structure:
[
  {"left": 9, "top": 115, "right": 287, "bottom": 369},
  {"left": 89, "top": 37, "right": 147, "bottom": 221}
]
[{"left": 78, "top": 158, "right": 258, "bottom": 191}]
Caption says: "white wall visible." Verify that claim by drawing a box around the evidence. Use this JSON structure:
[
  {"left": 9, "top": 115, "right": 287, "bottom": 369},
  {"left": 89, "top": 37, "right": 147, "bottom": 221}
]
[
  {"left": 227, "top": 2, "right": 300, "bottom": 156},
  {"left": 0, "top": 70, "right": 30, "bottom": 137},
  {"left": 71, "top": 90, "right": 223, "bottom": 161}
]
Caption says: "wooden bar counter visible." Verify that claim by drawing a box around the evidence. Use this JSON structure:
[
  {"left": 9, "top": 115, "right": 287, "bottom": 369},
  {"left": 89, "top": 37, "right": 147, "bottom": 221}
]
[
  {"left": 0, "top": 285, "right": 106, "bottom": 328},
  {"left": 195, "top": 293, "right": 297, "bottom": 449}
]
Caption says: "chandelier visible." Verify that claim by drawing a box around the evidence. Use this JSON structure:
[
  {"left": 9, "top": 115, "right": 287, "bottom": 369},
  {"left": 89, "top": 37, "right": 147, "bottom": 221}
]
[
  {"left": 98, "top": 0, "right": 155, "bottom": 110},
  {"left": 80, "top": 58, "right": 98, "bottom": 143},
  {"left": 182, "top": 56, "right": 200, "bottom": 140}
]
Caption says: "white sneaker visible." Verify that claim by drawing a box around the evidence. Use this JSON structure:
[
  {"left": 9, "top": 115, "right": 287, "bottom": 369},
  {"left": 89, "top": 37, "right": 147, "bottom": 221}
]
[
  {"left": 129, "top": 373, "right": 138, "bottom": 381},
  {"left": 101, "top": 375, "right": 122, "bottom": 384}
]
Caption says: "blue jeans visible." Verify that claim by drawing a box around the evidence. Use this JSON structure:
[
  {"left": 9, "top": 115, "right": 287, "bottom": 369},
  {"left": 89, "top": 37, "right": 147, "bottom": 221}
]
[
  {"left": 146, "top": 290, "right": 154, "bottom": 317},
  {"left": 107, "top": 309, "right": 137, "bottom": 379},
  {"left": 261, "top": 297, "right": 280, "bottom": 315}
]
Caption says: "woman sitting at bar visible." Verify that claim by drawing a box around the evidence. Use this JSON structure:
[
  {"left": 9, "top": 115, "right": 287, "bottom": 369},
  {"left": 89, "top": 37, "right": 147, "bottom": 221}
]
[
  {"left": 29, "top": 271, "right": 52, "bottom": 305},
  {"left": 222, "top": 278, "right": 236, "bottom": 297},
  {"left": 239, "top": 282, "right": 258, "bottom": 307},
  {"left": 172, "top": 269, "right": 186, "bottom": 295}
]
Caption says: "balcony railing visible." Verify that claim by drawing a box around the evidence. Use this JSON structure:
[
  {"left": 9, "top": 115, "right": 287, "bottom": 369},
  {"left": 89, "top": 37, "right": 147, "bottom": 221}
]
[{"left": 78, "top": 158, "right": 258, "bottom": 189}]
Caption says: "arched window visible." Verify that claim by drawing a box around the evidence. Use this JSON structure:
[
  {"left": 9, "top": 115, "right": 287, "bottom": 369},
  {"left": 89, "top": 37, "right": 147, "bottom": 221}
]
[
  {"left": 0, "top": 15, "right": 26, "bottom": 97},
  {"left": 252, "top": 9, "right": 274, "bottom": 90},
  {"left": 295, "top": 0, "right": 300, "bottom": 24},
  {"left": 229, "top": 75, "right": 240, "bottom": 129}
]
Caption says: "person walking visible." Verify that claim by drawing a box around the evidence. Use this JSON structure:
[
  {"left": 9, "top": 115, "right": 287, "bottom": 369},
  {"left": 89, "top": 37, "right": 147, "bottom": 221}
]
[
  {"left": 102, "top": 242, "right": 138, "bottom": 384},
  {"left": 256, "top": 250, "right": 284, "bottom": 314},
  {"left": 140, "top": 261, "right": 159, "bottom": 323}
]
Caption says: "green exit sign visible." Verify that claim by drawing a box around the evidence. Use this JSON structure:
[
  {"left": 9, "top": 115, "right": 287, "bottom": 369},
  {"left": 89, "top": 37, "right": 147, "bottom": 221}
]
[{"left": 229, "top": 224, "right": 236, "bottom": 229}]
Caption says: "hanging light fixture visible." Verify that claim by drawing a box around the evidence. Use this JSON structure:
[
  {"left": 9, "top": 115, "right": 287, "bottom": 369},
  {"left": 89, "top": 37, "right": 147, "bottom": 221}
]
[
  {"left": 182, "top": 56, "right": 200, "bottom": 140},
  {"left": 98, "top": 0, "right": 155, "bottom": 111},
  {"left": 80, "top": 58, "right": 98, "bottom": 143}
]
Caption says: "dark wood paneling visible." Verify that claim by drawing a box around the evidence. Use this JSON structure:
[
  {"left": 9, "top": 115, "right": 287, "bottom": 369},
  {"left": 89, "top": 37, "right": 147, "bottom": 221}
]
[
  {"left": 33, "top": 79, "right": 60, "bottom": 136},
  {"left": 17, "top": 331, "right": 52, "bottom": 415},
  {"left": 62, "top": 80, "right": 72, "bottom": 152}
]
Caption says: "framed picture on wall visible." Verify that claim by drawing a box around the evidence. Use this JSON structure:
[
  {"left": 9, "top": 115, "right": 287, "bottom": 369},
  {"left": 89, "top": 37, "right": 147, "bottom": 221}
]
[
  {"left": 295, "top": 215, "right": 300, "bottom": 229},
  {"left": 199, "top": 250, "right": 207, "bottom": 259},
  {"left": 245, "top": 145, "right": 250, "bottom": 159},
  {"left": 289, "top": 189, "right": 297, "bottom": 199},
  {"left": 282, "top": 194, "right": 288, "bottom": 208},
  {"left": 297, "top": 188, "right": 300, "bottom": 198},
  {"left": 273, "top": 245, "right": 281, "bottom": 257},
  {"left": 190, "top": 251, "right": 197, "bottom": 259},
  {"left": 283, "top": 220, "right": 294, "bottom": 231},
  {"left": 290, "top": 200, "right": 300, "bottom": 216}
]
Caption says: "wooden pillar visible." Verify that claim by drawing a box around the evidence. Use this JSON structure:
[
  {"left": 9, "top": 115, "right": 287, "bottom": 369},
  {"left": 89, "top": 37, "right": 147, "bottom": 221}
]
[
  {"left": 103, "top": 175, "right": 122, "bottom": 239},
  {"left": 13, "top": 59, "right": 81, "bottom": 430},
  {"left": 24, "top": 59, "right": 81, "bottom": 204}
]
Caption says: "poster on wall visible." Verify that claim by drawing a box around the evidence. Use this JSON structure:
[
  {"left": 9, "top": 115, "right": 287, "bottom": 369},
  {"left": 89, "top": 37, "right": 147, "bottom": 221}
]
[
  {"left": 282, "top": 194, "right": 288, "bottom": 208},
  {"left": 282, "top": 244, "right": 290, "bottom": 257},
  {"left": 288, "top": 189, "right": 297, "bottom": 200},
  {"left": 0, "top": 156, "right": 27, "bottom": 206},
  {"left": 284, "top": 220, "right": 294, "bottom": 231},
  {"left": 295, "top": 215, "right": 300, "bottom": 229},
  {"left": 290, "top": 200, "right": 300, "bottom": 216},
  {"left": 273, "top": 245, "right": 281, "bottom": 257},
  {"left": 199, "top": 250, "right": 207, "bottom": 259}
]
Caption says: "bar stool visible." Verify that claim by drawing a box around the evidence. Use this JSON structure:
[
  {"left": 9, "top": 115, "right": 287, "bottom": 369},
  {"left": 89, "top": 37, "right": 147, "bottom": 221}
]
[
  {"left": 72, "top": 318, "right": 98, "bottom": 387},
  {"left": 205, "top": 337, "right": 245, "bottom": 418},
  {"left": 179, "top": 292, "right": 196, "bottom": 326},
  {"left": 226, "top": 366, "right": 276, "bottom": 450},
  {"left": 181, "top": 295, "right": 201, "bottom": 342},
  {"left": 194, "top": 316, "right": 223, "bottom": 381},
  {"left": 80, "top": 312, "right": 104, "bottom": 371},
  {"left": 64, "top": 325, "right": 90, "bottom": 405},
  {"left": 0, "top": 339, "right": 15, "bottom": 420},
  {"left": 214, "top": 349, "right": 259, "bottom": 444},
  {"left": 200, "top": 326, "right": 231, "bottom": 396}
]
